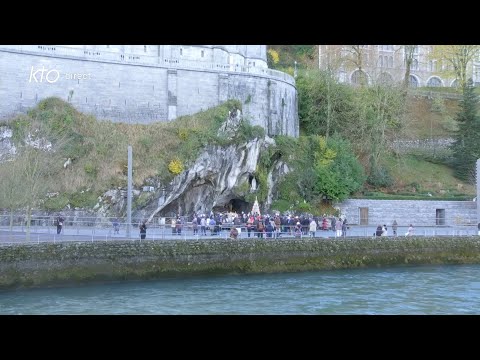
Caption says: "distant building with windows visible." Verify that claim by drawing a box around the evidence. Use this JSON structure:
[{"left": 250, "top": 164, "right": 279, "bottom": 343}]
[{"left": 318, "top": 45, "right": 480, "bottom": 87}]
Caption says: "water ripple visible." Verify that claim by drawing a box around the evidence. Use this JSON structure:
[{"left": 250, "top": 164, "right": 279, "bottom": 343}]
[{"left": 1, "top": 264, "right": 480, "bottom": 314}]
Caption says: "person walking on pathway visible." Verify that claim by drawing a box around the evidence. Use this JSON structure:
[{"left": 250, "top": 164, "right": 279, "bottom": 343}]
[
  {"left": 56, "top": 215, "right": 65, "bottom": 235},
  {"left": 140, "top": 221, "right": 147, "bottom": 240}
]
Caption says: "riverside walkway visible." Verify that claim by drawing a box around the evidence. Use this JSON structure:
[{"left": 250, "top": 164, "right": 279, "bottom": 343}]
[{"left": 0, "top": 224, "right": 478, "bottom": 244}]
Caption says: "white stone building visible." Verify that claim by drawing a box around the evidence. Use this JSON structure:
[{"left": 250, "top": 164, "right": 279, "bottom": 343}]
[{"left": 318, "top": 45, "right": 480, "bottom": 88}]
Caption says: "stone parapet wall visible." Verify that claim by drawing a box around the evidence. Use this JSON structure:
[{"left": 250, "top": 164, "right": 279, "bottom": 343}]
[
  {"left": 0, "top": 47, "right": 298, "bottom": 137},
  {"left": 1, "top": 237, "right": 480, "bottom": 289}
]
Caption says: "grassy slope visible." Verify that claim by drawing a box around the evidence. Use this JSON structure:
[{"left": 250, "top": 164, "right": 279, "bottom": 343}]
[
  {"left": 386, "top": 90, "right": 475, "bottom": 198},
  {"left": 383, "top": 154, "right": 475, "bottom": 198},
  {"left": 403, "top": 93, "right": 459, "bottom": 138}
]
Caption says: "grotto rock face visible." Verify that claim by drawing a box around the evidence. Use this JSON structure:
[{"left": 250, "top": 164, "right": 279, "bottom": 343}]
[
  {"left": 146, "top": 135, "right": 284, "bottom": 222},
  {"left": 0, "top": 109, "right": 289, "bottom": 220}
]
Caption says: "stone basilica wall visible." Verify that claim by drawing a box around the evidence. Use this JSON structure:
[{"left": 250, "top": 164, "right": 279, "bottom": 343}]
[{"left": 0, "top": 45, "right": 298, "bottom": 137}]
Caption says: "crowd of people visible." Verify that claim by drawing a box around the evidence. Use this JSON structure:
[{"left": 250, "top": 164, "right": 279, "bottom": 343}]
[
  {"left": 135, "top": 212, "right": 420, "bottom": 240},
  {"left": 55, "top": 211, "right": 416, "bottom": 240},
  {"left": 183, "top": 212, "right": 351, "bottom": 239}
]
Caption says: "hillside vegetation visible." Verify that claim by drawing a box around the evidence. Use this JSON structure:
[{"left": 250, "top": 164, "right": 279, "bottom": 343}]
[
  {"left": 0, "top": 50, "right": 477, "bottom": 216},
  {"left": 0, "top": 98, "right": 263, "bottom": 211},
  {"left": 377, "top": 92, "right": 475, "bottom": 198}
]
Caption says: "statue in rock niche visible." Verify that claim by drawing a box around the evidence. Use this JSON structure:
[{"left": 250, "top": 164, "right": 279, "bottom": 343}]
[{"left": 251, "top": 177, "right": 257, "bottom": 192}]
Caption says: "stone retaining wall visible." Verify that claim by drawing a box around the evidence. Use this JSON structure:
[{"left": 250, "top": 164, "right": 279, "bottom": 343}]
[
  {"left": 1, "top": 237, "right": 480, "bottom": 289},
  {"left": 337, "top": 199, "right": 477, "bottom": 226}
]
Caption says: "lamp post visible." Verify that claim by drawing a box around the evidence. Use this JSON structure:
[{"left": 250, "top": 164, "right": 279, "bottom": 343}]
[
  {"left": 126, "top": 145, "right": 132, "bottom": 238},
  {"left": 294, "top": 60, "right": 297, "bottom": 79}
]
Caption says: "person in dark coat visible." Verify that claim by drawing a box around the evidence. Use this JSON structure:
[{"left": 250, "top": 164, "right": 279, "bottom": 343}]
[
  {"left": 56, "top": 215, "right": 65, "bottom": 234},
  {"left": 140, "top": 221, "right": 147, "bottom": 239},
  {"left": 342, "top": 219, "right": 348, "bottom": 237},
  {"left": 112, "top": 218, "right": 120, "bottom": 234},
  {"left": 265, "top": 221, "right": 274, "bottom": 238}
]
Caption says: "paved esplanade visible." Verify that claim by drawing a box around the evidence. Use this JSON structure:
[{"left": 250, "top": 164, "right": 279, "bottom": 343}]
[{"left": 0, "top": 224, "right": 477, "bottom": 244}]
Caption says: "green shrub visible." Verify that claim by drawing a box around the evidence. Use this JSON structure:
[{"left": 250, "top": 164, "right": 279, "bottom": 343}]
[
  {"left": 84, "top": 162, "right": 98, "bottom": 177},
  {"left": 62, "top": 133, "right": 88, "bottom": 158},
  {"left": 295, "top": 201, "right": 312, "bottom": 213},
  {"left": 133, "top": 192, "right": 152, "bottom": 209},
  {"left": 43, "top": 195, "right": 69, "bottom": 211},
  {"left": 6, "top": 115, "right": 31, "bottom": 143},
  {"left": 409, "top": 182, "right": 421, "bottom": 192},
  {"left": 236, "top": 121, "right": 265, "bottom": 142},
  {"left": 69, "top": 191, "right": 99, "bottom": 208},
  {"left": 270, "top": 199, "right": 292, "bottom": 213},
  {"left": 367, "top": 166, "right": 394, "bottom": 187}
]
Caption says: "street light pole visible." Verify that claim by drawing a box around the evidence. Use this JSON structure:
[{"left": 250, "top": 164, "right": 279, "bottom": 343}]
[
  {"left": 294, "top": 60, "right": 297, "bottom": 79},
  {"left": 126, "top": 145, "right": 132, "bottom": 238}
]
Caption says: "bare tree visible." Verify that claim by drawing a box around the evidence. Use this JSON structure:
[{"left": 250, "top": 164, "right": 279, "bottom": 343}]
[
  {"left": 319, "top": 45, "right": 370, "bottom": 85},
  {"left": 402, "top": 45, "right": 417, "bottom": 90},
  {"left": 344, "top": 45, "right": 366, "bottom": 71},
  {"left": 2, "top": 121, "right": 64, "bottom": 240},
  {"left": 344, "top": 45, "right": 371, "bottom": 86},
  {"left": 0, "top": 158, "right": 25, "bottom": 232},
  {"left": 318, "top": 45, "right": 347, "bottom": 74},
  {"left": 429, "top": 45, "right": 480, "bottom": 89}
]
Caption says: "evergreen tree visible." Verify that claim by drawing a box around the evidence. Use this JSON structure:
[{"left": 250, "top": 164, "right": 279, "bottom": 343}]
[{"left": 450, "top": 78, "right": 480, "bottom": 182}]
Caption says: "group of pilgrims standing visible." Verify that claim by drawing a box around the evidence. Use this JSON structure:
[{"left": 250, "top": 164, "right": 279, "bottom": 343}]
[{"left": 185, "top": 212, "right": 350, "bottom": 239}]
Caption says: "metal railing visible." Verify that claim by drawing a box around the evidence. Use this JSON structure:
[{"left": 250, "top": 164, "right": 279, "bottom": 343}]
[{"left": 0, "top": 215, "right": 478, "bottom": 245}]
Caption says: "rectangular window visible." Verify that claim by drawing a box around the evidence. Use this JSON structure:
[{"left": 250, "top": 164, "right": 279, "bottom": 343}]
[{"left": 436, "top": 209, "right": 445, "bottom": 225}]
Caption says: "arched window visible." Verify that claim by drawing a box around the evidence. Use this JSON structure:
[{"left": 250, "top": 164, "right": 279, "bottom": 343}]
[
  {"left": 409, "top": 75, "right": 418, "bottom": 88},
  {"left": 378, "top": 72, "right": 393, "bottom": 85},
  {"left": 451, "top": 79, "right": 459, "bottom": 88},
  {"left": 427, "top": 77, "right": 442, "bottom": 87},
  {"left": 384, "top": 55, "right": 388, "bottom": 67},
  {"left": 389, "top": 56, "right": 393, "bottom": 68},
  {"left": 379, "top": 56, "right": 383, "bottom": 67},
  {"left": 351, "top": 70, "right": 368, "bottom": 85}
]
